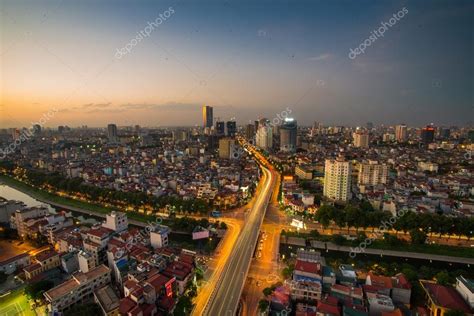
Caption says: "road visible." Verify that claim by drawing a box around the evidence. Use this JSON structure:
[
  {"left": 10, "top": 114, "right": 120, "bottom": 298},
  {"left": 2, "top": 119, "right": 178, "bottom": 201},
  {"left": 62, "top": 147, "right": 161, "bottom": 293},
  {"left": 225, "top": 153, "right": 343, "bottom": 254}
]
[{"left": 203, "top": 166, "right": 275, "bottom": 316}]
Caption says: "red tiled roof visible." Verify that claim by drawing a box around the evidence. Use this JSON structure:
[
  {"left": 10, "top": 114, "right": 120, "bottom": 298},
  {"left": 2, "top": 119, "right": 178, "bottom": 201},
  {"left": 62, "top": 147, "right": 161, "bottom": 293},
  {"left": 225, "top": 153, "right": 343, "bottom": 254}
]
[
  {"left": 317, "top": 300, "right": 340, "bottom": 316},
  {"left": 382, "top": 309, "right": 403, "bottom": 316},
  {"left": 147, "top": 273, "right": 172, "bottom": 292},
  {"left": 421, "top": 281, "right": 472, "bottom": 313},
  {"left": 393, "top": 273, "right": 411, "bottom": 289},
  {"left": 23, "top": 263, "right": 41, "bottom": 273},
  {"left": 295, "top": 259, "right": 321, "bottom": 275},
  {"left": 35, "top": 250, "right": 58, "bottom": 262},
  {"left": 368, "top": 272, "right": 393, "bottom": 289},
  {"left": 119, "top": 297, "right": 136, "bottom": 314}
]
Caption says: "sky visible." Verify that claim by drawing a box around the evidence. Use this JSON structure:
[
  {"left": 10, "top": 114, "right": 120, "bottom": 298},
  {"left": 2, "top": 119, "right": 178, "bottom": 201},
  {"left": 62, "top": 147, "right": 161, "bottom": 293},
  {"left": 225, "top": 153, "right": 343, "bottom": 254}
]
[{"left": 0, "top": 0, "right": 472, "bottom": 128}]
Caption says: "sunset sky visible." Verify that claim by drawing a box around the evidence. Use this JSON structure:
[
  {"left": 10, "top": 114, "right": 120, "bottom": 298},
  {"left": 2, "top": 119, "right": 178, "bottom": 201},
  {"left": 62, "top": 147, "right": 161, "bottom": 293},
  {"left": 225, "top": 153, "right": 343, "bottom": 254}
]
[{"left": 1, "top": 0, "right": 472, "bottom": 128}]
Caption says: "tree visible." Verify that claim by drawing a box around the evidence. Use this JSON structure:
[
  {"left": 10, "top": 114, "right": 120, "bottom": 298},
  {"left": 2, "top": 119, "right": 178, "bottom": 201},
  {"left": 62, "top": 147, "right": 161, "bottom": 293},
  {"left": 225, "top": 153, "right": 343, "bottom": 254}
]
[
  {"left": 384, "top": 233, "right": 401, "bottom": 247},
  {"left": 263, "top": 287, "right": 273, "bottom": 296},
  {"left": 174, "top": 295, "right": 193, "bottom": 316},
  {"left": 64, "top": 303, "right": 101, "bottom": 316},
  {"left": 332, "top": 234, "right": 346, "bottom": 245},
  {"left": 410, "top": 229, "right": 427, "bottom": 245},
  {"left": 445, "top": 310, "right": 467, "bottom": 316},
  {"left": 0, "top": 272, "right": 7, "bottom": 285},
  {"left": 282, "top": 263, "right": 295, "bottom": 279},
  {"left": 25, "top": 280, "right": 54, "bottom": 300},
  {"left": 258, "top": 299, "right": 269, "bottom": 312},
  {"left": 435, "top": 271, "right": 452, "bottom": 286}
]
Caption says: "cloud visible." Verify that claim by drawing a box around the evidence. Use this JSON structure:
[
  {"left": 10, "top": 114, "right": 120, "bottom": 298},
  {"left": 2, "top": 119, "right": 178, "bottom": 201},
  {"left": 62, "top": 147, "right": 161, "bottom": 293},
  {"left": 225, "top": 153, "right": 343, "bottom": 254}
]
[{"left": 307, "top": 53, "right": 332, "bottom": 61}]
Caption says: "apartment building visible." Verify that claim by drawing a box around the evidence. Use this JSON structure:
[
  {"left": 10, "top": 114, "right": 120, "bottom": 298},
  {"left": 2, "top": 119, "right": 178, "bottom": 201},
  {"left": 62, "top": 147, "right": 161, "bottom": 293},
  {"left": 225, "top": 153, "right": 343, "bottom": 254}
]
[
  {"left": 323, "top": 157, "right": 352, "bottom": 202},
  {"left": 44, "top": 264, "right": 111, "bottom": 313}
]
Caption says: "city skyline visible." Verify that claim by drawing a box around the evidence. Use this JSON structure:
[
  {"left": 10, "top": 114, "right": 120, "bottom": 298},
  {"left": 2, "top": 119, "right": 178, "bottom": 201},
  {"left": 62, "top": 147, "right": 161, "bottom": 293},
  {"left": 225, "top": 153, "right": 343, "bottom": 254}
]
[{"left": 1, "top": 0, "right": 472, "bottom": 128}]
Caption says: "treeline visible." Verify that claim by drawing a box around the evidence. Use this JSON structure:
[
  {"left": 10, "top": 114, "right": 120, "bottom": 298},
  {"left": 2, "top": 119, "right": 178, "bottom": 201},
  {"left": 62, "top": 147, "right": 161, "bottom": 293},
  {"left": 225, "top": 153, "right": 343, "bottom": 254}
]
[
  {"left": 314, "top": 204, "right": 474, "bottom": 239},
  {"left": 16, "top": 167, "right": 210, "bottom": 214}
]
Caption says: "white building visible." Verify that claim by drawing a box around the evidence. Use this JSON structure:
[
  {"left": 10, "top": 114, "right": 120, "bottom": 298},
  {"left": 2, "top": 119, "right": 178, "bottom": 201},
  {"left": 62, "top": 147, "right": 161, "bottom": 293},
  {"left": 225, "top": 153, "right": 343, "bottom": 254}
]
[
  {"left": 78, "top": 250, "right": 96, "bottom": 273},
  {"left": 353, "top": 130, "right": 369, "bottom": 148},
  {"left": 10, "top": 206, "right": 49, "bottom": 238},
  {"left": 323, "top": 157, "right": 352, "bottom": 202},
  {"left": 256, "top": 120, "right": 273, "bottom": 150},
  {"left": 456, "top": 276, "right": 474, "bottom": 309},
  {"left": 358, "top": 160, "right": 388, "bottom": 186},
  {"left": 367, "top": 292, "right": 395, "bottom": 316},
  {"left": 102, "top": 211, "right": 128, "bottom": 232},
  {"left": 150, "top": 225, "right": 170, "bottom": 249}
]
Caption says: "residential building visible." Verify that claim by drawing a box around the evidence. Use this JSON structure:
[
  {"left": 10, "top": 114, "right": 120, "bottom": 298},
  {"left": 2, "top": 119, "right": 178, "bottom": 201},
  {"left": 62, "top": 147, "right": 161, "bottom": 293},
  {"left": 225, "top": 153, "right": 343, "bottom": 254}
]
[
  {"left": 324, "top": 157, "right": 352, "bottom": 202},
  {"left": 256, "top": 119, "right": 273, "bottom": 150},
  {"left": 44, "top": 264, "right": 111, "bottom": 313},
  {"left": 102, "top": 211, "right": 128, "bottom": 232},
  {"left": 0, "top": 253, "right": 30, "bottom": 275},
  {"left": 420, "top": 280, "right": 472, "bottom": 316},
  {"left": 395, "top": 124, "right": 408, "bottom": 142},
  {"left": 94, "top": 285, "right": 120, "bottom": 316},
  {"left": 150, "top": 225, "right": 170, "bottom": 249},
  {"left": 456, "top": 276, "right": 474, "bottom": 309},
  {"left": 219, "top": 138, "right": 236, "bottom": 159},
  {"left": 10, "top": 206, "right": 49, "bottom": 239},
  {"left": 24, "top": 249, "right": 60, "bottom": 280},
  {"left": 358, "top": 160, "right": 388, "bottom": 186},
  {"left": 353, "top": 130, "right": 369, "bottom": 148}
]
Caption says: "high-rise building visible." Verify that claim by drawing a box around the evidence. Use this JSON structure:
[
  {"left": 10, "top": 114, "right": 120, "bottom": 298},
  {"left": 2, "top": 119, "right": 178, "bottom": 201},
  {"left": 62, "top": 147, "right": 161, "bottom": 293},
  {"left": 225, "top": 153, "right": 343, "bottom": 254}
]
[
  {"left": 226, "top": 121, "right": 237, "bottom": 137},
  {"left": 107, "top": 124, "right": 118, "bottom": 143},
  {"left": 358, "top": 160, "right": 388, "bottom": 186},
  {"left": 280, "top": 118, "right": 297, "bottom": 152},
  {"left": 32, "top": 124, "right": 42, "bottom": 135},
  {"left": 395, "top": 124, "right": 408, "bottom": 142},
  {"left": 353, "top": 130, "right": 369, "bottom": 148},
  {"left": 202, "top": 105, "right": 213, "bottom": 128},
  {"left": 244, "top": 124, "right": 255, "bottom": 140},
  {"left": 323, "top": 157, "right": 352, "bottom": 202},
  {"left": 421, "top": 125, "right": 435, "bottom": 144},
  {"left": 438, "top": 127, "right": 450, "bottom": 139},
  {"left": 256, "top": 119, "right": 272, "bottom": 150},
  {"left": 216, "top": 121, "right": 225, "bottom": 136},
  {"left": 219, "top": 138, "right": 236, "bottom": 159},
  {"left": 366, "top": 122, "right": 374, "bottom": 130}
]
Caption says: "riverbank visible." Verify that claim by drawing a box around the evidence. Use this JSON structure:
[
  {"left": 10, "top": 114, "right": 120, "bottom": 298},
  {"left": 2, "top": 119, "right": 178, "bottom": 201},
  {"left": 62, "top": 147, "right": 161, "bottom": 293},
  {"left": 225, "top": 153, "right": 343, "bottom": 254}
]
[{"left": 0, "top": 175, "right": 224, "bottom": 254}]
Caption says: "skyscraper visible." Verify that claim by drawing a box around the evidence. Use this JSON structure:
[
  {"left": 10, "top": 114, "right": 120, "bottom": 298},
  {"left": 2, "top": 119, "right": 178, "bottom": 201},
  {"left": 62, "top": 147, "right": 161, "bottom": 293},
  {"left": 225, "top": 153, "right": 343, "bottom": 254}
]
[
  {"left": 280, "top": 118, "right": 297, "bottom": 152},
  {"left": 395, "top": 124, "right": 408, "bottom": 142},
  {"left": 202, "top": 105, "right": 213, "bottom": 128},
  {"left": 256, "top": 119, "right": 272, "bottom": 150},
  {"left": 216, "top": 121, "right": 225, "bottom": 136},
  {"left": 421, "top": 125, "right": 435, "bottom": 144},
  {"left": 226, "top": 121, "right": 237, "bottom": 137},
  {"left": 323, "top": 156, "right": 352, "bottom": 202},
  {"left": 244, "top": 124, "right": 255, "bottom": 141},
  {"left": 353, "top": 130, "right": 369, "bottom": 148},
  {"left": 107, "top": 124, "right": 118, "bottom": 143}
]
